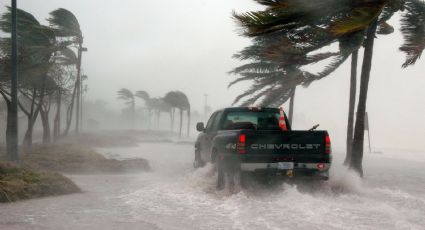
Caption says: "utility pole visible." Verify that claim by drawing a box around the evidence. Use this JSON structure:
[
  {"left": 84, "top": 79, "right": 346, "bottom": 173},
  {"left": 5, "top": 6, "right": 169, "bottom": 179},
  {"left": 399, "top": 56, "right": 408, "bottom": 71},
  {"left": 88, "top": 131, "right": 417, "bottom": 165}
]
[{"left": 9, "top": 0, "right": 19, "bottom": 162}]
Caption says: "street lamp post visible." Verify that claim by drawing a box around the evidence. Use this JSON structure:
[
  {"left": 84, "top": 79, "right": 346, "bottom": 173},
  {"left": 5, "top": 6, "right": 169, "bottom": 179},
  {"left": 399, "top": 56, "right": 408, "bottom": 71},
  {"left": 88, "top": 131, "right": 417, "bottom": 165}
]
[{"left": 9, "top": 0, "right": 19, "bottom": 162}]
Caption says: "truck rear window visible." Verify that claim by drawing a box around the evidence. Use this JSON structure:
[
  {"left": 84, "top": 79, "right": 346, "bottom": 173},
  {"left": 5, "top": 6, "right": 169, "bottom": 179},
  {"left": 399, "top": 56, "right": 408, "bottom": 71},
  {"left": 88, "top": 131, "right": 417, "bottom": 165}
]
[{"left": 221, "top": 111, "right": 281, "bottom": 130}]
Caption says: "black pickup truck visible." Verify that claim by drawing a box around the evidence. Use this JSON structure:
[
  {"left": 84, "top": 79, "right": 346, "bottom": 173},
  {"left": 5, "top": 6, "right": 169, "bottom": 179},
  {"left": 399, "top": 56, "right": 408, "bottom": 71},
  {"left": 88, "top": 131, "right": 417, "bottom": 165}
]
[{"left": 194, "top": 107, "right": 332, "bottom": 190}]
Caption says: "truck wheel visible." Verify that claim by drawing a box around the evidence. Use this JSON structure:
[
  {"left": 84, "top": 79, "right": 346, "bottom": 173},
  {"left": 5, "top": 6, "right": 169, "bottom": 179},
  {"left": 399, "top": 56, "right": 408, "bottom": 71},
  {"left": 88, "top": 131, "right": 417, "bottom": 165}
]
[
  {"left": 216, "top": 158, "right": 241, "bottom": 193},
  {"left": 193, "top": 149, "right": 205, "bottom": 169},
  {"left": 216, "top": 159, "right": 225, "bottom": 190}
]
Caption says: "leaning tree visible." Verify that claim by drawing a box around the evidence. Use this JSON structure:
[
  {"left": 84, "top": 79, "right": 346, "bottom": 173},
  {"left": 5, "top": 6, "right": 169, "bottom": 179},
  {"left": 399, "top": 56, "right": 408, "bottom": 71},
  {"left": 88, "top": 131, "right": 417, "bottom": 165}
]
[
  {"left": 164, "top": 91, "right": 191, "bottom": 137},
  {"left": 117, "top": 88, "right": 136, "bottom": 126},
  {"left": 0, "top": 7, "right": 61, "bottom": 151},
  {"left": 233, "top": 0, "right": 425, "bottom": 176},
  {"left": 48, "top": 8, "right": 85, "bottom": 134}
]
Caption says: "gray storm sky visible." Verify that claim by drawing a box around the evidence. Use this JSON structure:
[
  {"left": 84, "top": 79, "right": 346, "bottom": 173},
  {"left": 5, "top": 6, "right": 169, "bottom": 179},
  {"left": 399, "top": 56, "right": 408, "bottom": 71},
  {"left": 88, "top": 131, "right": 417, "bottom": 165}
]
[{"left": 1, "top": 1, "right": 425, "bottom": 151}]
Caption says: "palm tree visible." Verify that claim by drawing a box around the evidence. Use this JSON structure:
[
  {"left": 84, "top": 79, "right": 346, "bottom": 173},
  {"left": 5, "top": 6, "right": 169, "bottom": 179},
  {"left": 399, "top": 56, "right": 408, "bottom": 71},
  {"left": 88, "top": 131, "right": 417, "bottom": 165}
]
[
  {"left": 164, "top": 91, "right": 191, "bottom": 137},
  {"left": 154, "top": 98, "right": 172, "bottom": 129},
  {"left": 135, "top": 90, "right": 152, "bottom": 128},
  {"left": 350, "top": 0, "right": 425, "bottom": 175},
  {"left": 350, "top": 20, "right": 379, "bottom": 176},
  {"left": 39, "top": 76, "right": 58, "bottom": 144},
  {"left": 53, "top": 47, "right": 78, "bottom": 138},
  {"left": 176, "top": 91, "right": 191, "bottom": 138},
  {"left": 0, "top": 7, "right": 59, "bottom": 151},
  {"left": 163, "top": 91, "right": 180, "bottom": 132},
  {"left": 233, "top": 0, "right": 425, "bottom": 175},
  {"left": 48, "top": 8, "right": 84, "bottom": 134},
  {"left": 344, "top": 50, "right": 358, "bottom": 166},
  {"left": 229, "top": 31, "right": 363, "bottom": 122},
  {"left": 117, "top": 88, "right": 135, "bottom": 126},
  {"left": 399, "top": 0, "right": 425, "bottom": 68},
  {"left": 146, "top": 98, "right": 161, "bottom": 128},
  {"left": 229, "top": 62, "right": 302, "bottom": 108}
]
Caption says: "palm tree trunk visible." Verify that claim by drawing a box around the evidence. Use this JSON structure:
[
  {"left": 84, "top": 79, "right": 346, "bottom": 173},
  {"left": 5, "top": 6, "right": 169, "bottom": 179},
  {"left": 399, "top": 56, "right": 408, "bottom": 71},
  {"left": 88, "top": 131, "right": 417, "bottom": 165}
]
[
  {"left": 186, "top": 108, "right": 191, "bottom": 137},
  {"left": 132, "top": 99, "right": 136, "bottom": 128},
  {"left": 350, "top": 20, "right": 378, "bottom": 177},
  {"left": 179, "top": 109, "right": 183, "bottom": 138},
  {"left": 344, "top": 50, "right": 358, "bottom": 166},
  {"left": 157, "top": 111, "right": 161, "bottom": 130},
  {"left": 22, "top": 122, "right": 34, "bottom": 152},
  {"left": 171, "top": 108, "right": 175, "bottom": 131},
  {"left": 40, "top": 108, "right": 51, "bottom": 144},
  {"left": 63, "top": 81, "right": 77, "bottom": 136},
  {"left": 148, "top": 109, "right": 152, "bottom": 129},
  {"left": 169, "top": 111, "right": 173, "bottom": 131},
  {"left": 75, "top": 42, "right": 83, "bottom": 134},
  {"left": 288, "top": 87, "right": 296, "bottom": 125},
  {"left": 53, "top": 89, "right": 61, "bottom": 141},
  {"left": 22, "top": 77, "right": 47, "bottom": 152},
  {"left": 22, "top": 108, "right": 40, "bottom": 152}
]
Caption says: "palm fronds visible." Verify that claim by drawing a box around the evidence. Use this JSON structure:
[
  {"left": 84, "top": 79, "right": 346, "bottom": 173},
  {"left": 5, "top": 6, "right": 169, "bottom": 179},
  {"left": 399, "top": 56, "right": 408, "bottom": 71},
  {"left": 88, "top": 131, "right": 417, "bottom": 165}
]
[
  {"left": 135, "top": 90, "right": 150, "bottom": 101},
  {"left": 48, "top": 8, "right": 82, "bottom": 39},
  {"left": 399, "top": 0, "right": 425, "bottom": 67},
  {"left": 328, "top": 1, "right": 388, "bottom": 36},
  {"left": 117, "top": 88, "right": 134, "bottom": 101},
  {"left": 54, "top": 47, "right": 78, "bottom": 65}
]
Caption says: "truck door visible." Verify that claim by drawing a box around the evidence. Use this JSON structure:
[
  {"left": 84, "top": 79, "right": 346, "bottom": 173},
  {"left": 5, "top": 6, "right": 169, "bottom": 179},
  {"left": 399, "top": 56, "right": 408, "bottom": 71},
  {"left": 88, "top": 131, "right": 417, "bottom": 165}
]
[{"left": 200, "top": 111, "right": 223, "bottom": 162}]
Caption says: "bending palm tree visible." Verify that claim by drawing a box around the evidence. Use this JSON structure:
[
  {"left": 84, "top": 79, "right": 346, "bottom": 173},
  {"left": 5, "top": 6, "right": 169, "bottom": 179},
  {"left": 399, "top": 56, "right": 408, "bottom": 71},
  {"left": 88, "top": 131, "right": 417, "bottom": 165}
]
[
  {"left": 0, "top": 7, "right": 62, "bottom": 151},
  {"left": 233, "top": 0, "right": 425, "bottom": 175},
  {"left": 229, "top": 30, "right": 363, "bottom": 124},
  {"left": 117, "top": 88, "right": 135, "bottom": 126},
  {"left": 48, "top": 8, "right": 84, "bottom": 134},
  {"left": 135, "top": 90, "right": 152, "bottom": 128},
  {"left": 56, "top": 47, "right": 79, "bottom": 137},
  {"left": 164, "top": 91, "right": 191, "bottom": 137}
]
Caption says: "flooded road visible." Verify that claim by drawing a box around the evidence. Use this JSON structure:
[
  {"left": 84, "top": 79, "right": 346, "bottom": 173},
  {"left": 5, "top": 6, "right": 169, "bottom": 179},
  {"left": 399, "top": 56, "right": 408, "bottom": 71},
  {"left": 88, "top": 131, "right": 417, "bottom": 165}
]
[{"left": 1, "top": 142, "right": 425, "bottom": 230}]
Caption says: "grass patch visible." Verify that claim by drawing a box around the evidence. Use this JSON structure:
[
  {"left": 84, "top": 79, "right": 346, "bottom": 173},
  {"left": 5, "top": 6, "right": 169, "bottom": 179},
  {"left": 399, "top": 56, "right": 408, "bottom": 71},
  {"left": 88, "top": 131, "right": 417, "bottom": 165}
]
[
  {"left": 60, "top": 133, "right": 141, "bottom": 147},
  {"left": 58, "top": 131, "right": 176, "bottom": 148},
  {"left": 0, "top": 162, "right": 80, "bottom": 203},
  {"left": 22, "top": 144, "right": 150, "bottom": 174}
]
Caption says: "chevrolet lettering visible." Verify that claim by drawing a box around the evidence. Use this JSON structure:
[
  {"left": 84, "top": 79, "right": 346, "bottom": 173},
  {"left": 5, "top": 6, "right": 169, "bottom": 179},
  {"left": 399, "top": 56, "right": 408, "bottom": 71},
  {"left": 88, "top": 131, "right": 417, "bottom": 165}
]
[{"left": 250, "top": 144, "right": 321, "bottom": 150}]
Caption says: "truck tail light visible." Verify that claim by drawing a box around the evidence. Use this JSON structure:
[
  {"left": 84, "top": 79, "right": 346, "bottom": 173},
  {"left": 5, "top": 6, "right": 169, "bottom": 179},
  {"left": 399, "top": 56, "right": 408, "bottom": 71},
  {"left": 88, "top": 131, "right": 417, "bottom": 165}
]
[
  {"left": 279, "top": 107, "right": 288, "bottom": 131},
  {"left": 325, "top": 135, "right": 332, "bottom": 154},
  {"left": 237, "top": 134, "right": 246, "bottom": 154},
  {"left": 317, "top": 163, "right": 326, "bottom": 170}
]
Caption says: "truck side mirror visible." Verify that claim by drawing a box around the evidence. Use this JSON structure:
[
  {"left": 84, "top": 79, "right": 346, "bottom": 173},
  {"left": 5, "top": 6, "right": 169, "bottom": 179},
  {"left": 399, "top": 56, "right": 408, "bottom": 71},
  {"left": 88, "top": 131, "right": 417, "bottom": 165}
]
[{"left": 196, "top": 122, "right": 205, "bottom": 132}]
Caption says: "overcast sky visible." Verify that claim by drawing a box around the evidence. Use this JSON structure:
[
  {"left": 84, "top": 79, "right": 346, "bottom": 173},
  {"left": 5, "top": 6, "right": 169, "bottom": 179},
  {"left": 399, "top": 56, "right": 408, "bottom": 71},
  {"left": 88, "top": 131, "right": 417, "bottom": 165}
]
[{"left": 1, "top": 0, "right": 425, "bottom": 151}]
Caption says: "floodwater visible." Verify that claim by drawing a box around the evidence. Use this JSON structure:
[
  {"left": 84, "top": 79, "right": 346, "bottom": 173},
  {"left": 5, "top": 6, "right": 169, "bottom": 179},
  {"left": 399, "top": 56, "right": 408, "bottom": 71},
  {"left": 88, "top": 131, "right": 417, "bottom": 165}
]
[{"left": 1, "top": 142, "right": 425, "bottom": 230}]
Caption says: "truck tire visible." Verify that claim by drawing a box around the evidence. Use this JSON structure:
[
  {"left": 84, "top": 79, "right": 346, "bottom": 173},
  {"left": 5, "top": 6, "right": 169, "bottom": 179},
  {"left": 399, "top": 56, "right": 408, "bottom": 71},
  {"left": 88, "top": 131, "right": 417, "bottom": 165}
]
[
  {"left": 193, "top": 149, "right": 205, "bottom": 169},
  {"left": 216, "top": 157, "right": 241, "bottom": 193},
  {"left": 216, "top": 159, "right": 225, "bottom": 189}
]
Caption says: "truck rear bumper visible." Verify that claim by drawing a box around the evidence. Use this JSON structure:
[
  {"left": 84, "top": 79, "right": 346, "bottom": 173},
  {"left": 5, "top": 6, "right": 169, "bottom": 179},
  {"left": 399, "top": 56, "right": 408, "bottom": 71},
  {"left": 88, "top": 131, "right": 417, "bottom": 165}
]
[
  {"left": 240, "top": 162, "right": 330, "bottom": 171},
  {"left": 217, "top": 153, "right": 331, "bottom": 180},
  {"left": 240, "top": 162, "right": 330, "bottom": 180}
]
